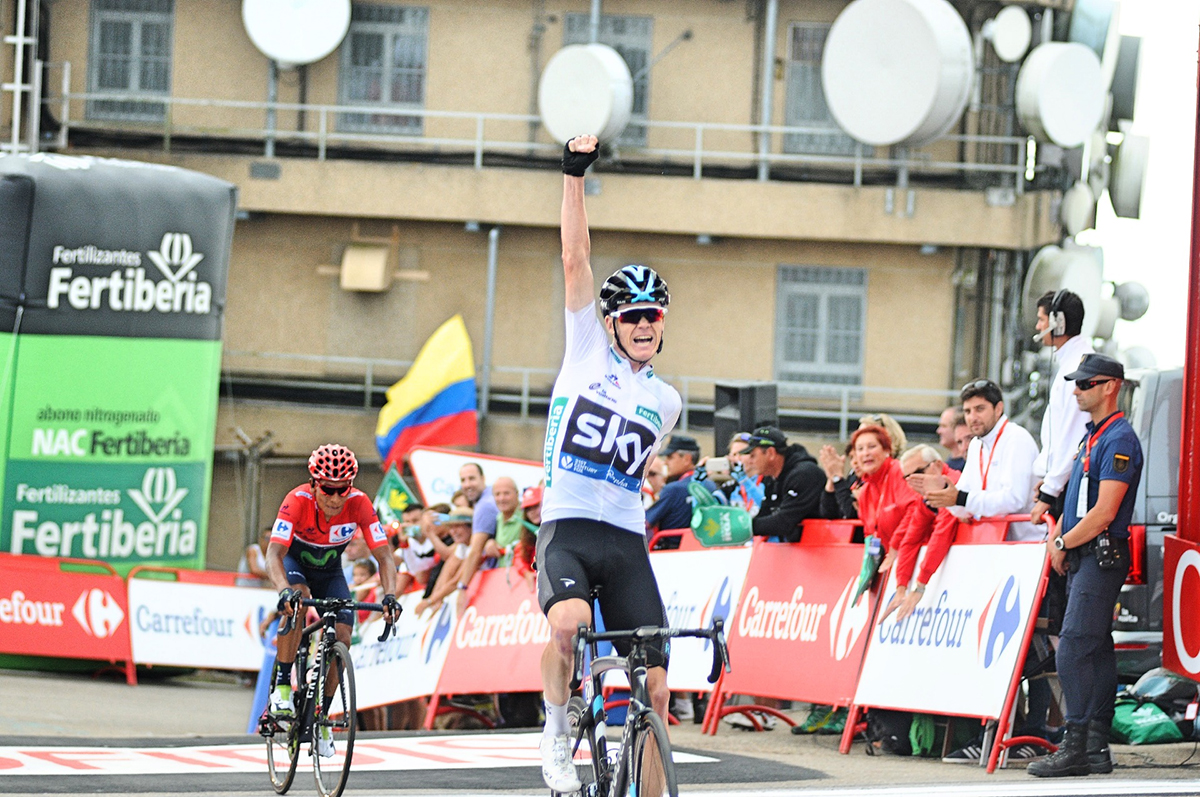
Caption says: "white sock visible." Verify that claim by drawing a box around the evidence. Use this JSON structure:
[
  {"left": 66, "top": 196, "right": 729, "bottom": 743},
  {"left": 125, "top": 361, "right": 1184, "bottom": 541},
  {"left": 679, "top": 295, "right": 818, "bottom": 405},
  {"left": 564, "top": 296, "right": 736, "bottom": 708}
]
[{"left": 543, "top": 699, "right": 570, "bottom": 738}]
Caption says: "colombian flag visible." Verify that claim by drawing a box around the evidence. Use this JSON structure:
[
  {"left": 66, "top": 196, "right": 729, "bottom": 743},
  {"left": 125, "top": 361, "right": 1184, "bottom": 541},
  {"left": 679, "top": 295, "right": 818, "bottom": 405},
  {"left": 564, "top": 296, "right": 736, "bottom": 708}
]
[{"left": 375, "top": 315, "right": 478, "bottom": 467}]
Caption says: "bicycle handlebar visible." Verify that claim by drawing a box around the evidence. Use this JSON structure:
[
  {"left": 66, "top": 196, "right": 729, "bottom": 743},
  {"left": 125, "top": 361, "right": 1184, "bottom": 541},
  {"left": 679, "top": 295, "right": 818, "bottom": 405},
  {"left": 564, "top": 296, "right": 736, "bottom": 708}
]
[
  {"left": 569, "top": 618, "right": 731, "bottom": 691},
  {"left": 278, "top": 594, "right": 398, "bottom": 642}
]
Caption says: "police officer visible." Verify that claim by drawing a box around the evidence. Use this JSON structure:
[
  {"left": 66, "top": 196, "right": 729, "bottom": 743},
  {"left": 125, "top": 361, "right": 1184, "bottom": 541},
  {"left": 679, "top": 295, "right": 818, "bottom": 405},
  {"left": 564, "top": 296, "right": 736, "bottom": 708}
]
[{"left": 1029, "top": 353, "right": 1143, "bottom": 778}]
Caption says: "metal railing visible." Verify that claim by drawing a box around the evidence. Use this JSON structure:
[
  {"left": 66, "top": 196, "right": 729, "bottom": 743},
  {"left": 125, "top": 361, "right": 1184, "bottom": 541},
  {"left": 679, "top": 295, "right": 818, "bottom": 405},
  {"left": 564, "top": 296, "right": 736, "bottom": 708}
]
[
  {"left": 41, "top": 85, "right": 1035, "bottom": 191},
  {"left": 221, "top": 349, "right": 959, "bottom": 438}
]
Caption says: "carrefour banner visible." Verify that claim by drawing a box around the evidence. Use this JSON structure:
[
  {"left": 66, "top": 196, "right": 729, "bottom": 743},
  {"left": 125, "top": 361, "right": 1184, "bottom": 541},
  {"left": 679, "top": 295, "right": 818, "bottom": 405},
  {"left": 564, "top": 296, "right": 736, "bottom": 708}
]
[
  {"left": 0, "top": 155, "right": 236, "bottom": 571},
  {"left": 721, "top": 540, "right": 875, "bottom": 707},
  {"left": 127, "top": 578, "right": 276, "bottom": 670},
  {"left": 651, "top": 548, "right": 752, "bottom": 692},
  {"left": 853, "top": 543, "right": 1047, "bottom": 719},
  {"left": 351, "top": 592, "right": 457, "bottom": 710}
]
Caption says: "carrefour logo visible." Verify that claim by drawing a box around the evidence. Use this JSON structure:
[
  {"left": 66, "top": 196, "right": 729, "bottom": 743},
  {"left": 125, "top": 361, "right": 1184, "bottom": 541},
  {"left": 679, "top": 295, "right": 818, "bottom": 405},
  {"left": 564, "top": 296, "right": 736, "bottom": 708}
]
[
  {"left": 828, "top": 577, "right": 870, "bottom": 661},
  {"left": 876, "top": 589, "right": 974, "bottom": 651},
  {"left": 47, "top": 232, "right": 213, "bottom": 315},
  {"left": 422, "top": 604, "right": 453, "bottom": 663},
  {"left": 976, "top": 576, "right": 1022, "bottom": 669}
]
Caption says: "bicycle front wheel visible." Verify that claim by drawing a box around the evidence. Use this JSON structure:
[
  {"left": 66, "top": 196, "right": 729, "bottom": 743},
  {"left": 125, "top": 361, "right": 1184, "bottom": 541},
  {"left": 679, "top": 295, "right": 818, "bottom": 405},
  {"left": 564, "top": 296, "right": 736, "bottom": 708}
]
[
  {"left": 312, "top": 642, "right": 357, "bottom": 797},
  {"left": 265, "top": 666, "right": 300, "bottom": 793},
  {"left": 628, "top": 711, "right": 677, "bottom": 797}
]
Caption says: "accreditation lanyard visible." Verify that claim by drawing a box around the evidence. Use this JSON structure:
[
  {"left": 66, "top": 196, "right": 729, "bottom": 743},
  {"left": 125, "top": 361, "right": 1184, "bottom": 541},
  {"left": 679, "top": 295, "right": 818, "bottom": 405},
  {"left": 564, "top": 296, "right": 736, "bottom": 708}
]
[
  {"left": 1077, "top": 412, "right": 1124, "bottom": 518},
  {"left": 979, "top": 418, "right": 1009, "bottom": 490}
]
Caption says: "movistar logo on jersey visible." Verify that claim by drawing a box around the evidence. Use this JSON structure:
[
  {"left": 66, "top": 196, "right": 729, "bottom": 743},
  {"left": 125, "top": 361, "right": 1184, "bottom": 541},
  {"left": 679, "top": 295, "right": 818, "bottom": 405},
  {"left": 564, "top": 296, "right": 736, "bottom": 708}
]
[
  {"left": 300, "top": 548, "right": 339, "bottom": 568},
  {"left": 558, "top": 397, "right": 656, "bottom": 492},
  {"left": 47, "top": 232, "right": 213, "bottom": 315}
]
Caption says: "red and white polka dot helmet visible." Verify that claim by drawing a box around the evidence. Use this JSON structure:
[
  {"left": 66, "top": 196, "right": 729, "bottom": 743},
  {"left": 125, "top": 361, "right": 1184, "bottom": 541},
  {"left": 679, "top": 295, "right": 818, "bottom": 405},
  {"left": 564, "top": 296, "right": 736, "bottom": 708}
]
[{"left": 308, "top": 444, "right": 358, "bottom": 482}]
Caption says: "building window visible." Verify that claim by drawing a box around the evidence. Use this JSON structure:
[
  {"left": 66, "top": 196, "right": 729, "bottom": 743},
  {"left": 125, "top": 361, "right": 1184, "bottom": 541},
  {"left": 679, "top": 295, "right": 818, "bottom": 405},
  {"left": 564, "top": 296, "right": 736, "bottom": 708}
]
[
  {"left": 563, "top": 14, "right": 652, "bottom": 147},
  {"left": 783, "top": 24, "right": 866, "bottom": 157},
  {"left": 88, "top": 0, "right": 173, "bottom": 122},
  {"left": 775, "top": 265, "right": 866, "bottom": 385},
  {"left": 339, "top": 5, "right": 428, "bottom": 135}
]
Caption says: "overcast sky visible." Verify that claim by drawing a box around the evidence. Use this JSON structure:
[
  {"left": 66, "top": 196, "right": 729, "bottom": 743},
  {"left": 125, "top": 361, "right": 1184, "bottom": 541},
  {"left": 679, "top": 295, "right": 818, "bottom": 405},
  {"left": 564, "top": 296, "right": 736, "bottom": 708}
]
[{"left": 1080, "top": 3, "right": 1200, "bottom": 369}]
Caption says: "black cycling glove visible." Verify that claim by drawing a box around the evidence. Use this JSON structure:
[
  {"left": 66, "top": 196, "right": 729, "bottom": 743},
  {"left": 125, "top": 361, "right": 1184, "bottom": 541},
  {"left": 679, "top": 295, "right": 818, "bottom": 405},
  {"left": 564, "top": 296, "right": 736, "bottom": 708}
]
[
  {"left": 381, "top": 593, "right": 401, "bottom": 617},
  {"left": 562, "top": 140, "right": 599, "bottom": 177},
  {"left": 277, "top": 587, "right": 299, "bottom": 612}
]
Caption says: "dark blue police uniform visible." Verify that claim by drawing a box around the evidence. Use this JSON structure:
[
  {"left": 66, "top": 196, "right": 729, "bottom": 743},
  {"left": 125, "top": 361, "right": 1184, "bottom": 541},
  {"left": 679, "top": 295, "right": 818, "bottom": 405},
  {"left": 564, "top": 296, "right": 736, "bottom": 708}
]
[{"left": 1057, "top": 412, "right": 1143, "bottom": 727}]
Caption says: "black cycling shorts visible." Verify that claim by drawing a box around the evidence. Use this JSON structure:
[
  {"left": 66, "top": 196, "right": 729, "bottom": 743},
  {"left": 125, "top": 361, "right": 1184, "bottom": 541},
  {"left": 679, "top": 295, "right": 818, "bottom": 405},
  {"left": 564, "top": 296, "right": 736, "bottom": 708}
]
[
  {"left": 536, "top": 518, "right": 669, "bottom": 668},
  {"left": 282, "top": 553, "right": 354, "bottom": 626}
]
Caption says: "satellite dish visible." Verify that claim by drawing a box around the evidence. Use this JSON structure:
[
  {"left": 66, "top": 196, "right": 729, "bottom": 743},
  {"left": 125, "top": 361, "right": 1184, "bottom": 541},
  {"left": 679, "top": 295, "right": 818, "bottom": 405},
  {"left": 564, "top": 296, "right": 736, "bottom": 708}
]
[
  {"left": 1021, "top": 244, "right": 1104, "bottom": 339},
  {"left": 242, "top": 0, "right": 351, "bottom": 69},
  {"left": 983, "top": 6, "right": 1032, "bottom": 63},
  {"left": 821, "top": 0, "right": 974, "bottom": 148},
  {"left": 1110, "top": 132, "right": 1149, "bottom": 218},
  {"left": 1114, "top": 281, "right": 1150, "bottom": 320},
  {"left": 1016, "top": 43, "right": 1106, "bottom": 148},
  {"left": 1110, "top": 36, "right": 1141, "bottom": 128},
  {"left": 538, "top": 44, "right": 633, "bottom": 145},
  {"left": 1061, "top": 181, "right": 1097, "bottom": 236}
]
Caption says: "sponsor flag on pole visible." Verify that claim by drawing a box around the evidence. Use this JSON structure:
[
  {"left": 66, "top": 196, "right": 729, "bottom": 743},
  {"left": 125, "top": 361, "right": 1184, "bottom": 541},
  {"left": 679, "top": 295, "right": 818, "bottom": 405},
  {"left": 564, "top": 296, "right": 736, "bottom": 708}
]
[
  {"left": 374, "top": 463, "right": 421, "bottom": 526},
  {"left": 375, "top": 314, "right": 477, "bottom": 467}
]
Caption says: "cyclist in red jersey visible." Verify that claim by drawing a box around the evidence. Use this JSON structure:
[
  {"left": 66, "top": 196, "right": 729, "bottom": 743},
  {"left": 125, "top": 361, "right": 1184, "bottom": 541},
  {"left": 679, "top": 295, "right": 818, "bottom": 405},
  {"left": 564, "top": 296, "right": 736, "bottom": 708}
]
[{"left": 266, "top": 444, "right": 398, "bottom": 754}]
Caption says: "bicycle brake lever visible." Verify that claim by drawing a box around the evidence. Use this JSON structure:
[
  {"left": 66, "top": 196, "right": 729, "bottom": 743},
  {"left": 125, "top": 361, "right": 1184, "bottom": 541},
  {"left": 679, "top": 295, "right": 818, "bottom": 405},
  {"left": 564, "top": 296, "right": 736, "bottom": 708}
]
[
  {"left": 377, "top": 620, "right": 394, "bottom": 643},
  {"left": 278, "top": 593, "right": 302, "bottom": 636},
  {"left": 707, "top": 619, "right": 731, "bottom": 683}
]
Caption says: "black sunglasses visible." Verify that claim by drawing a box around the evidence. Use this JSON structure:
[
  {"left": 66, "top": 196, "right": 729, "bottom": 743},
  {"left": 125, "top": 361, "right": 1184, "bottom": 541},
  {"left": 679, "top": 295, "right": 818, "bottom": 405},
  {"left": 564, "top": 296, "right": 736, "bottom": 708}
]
[
  {"left": 960, "top": 379, "right": 996, "bottom": 393},
  {"left": 612, "top": 307, "right": 665, "bottom": 325},
  {"left": 317, "top": 482, "right": 352, "bottom": 496},
  {"left": 1075, "top": 378, "right": 1114, "bottom": 391}
]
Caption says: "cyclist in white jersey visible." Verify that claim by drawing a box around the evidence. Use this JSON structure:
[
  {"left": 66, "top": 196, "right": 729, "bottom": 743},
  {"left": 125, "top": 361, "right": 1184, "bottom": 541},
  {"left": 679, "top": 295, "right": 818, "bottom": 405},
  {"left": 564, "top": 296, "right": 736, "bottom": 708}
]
[{"left": 537, "top": 134, "right": 682, "bottom": 793}]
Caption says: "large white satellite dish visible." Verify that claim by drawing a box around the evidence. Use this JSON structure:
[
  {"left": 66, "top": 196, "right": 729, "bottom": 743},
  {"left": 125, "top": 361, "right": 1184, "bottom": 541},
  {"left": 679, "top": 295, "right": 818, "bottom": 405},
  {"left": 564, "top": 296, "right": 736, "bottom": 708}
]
[
  {"left": 242, "top": 0, "right": 351, "bottom": 69},
  {"left": 1016, "top": 43, "right": 1106, "bottom": 148},
  {"left": 1110, "top": 132, "right": 1149, "bottom": 219},
  {"left": 983, "top": 6, "right": 1032, "bottom": 63},
  {"left": 1022, "top": 244, "right": 1104, "bottom": 339},
  {"left": 1061, "top": 181, "right": 1097, "bottom": 236},
  {"left": 821, "top": 0, "right": 974, "bottom": 148},
  {"left": 538, "top": 44, "right": 633, "bottom": 145}
]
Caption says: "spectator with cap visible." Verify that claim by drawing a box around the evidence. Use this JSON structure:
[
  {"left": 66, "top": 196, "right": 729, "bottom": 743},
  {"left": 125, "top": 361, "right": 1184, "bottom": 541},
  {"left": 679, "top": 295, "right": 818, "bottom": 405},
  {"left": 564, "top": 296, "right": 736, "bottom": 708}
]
[
  {"left": 646, "top": 434, "right": 718, "bottom": 538},
  {"left": 738, "top": 426, "right": 825, "bottom": 542},
  {"left": 415, "top": 506, "right": 476, "bottom": 615},
  {"left": 1030, "top": 353, "right": 1142, "bottom": 779}
]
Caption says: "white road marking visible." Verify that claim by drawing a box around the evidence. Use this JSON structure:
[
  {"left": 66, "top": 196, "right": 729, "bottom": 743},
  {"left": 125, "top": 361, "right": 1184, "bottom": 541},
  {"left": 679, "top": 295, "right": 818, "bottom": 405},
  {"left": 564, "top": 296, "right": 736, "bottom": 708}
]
[{"left": 0, "top": 732, "right": 715, "bottom": 777}]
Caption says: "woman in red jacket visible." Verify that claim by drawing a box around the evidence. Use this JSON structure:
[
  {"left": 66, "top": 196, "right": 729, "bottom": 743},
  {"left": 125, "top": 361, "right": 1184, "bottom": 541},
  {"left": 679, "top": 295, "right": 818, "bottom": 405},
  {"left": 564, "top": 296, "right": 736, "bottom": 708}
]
[{"left": 822, "top": 425, "right": 923, "bottom": 558}]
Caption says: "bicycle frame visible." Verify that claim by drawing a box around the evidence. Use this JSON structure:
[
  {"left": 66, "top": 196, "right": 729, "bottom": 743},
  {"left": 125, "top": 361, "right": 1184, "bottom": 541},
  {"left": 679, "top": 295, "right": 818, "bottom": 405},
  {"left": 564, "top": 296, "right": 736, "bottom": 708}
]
[{"left": 569, "top": 621, "right": 729, "bottom": 797}]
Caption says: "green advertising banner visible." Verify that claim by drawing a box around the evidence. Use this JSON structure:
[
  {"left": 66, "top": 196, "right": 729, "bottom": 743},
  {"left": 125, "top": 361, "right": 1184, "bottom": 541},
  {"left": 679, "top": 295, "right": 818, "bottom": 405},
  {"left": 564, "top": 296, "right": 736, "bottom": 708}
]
[
  {"left": 0, "top": 155, "right": 236, "bottom": 573},
  {"left": 2, "top": 335, "right": 219, "bottom": 570}
]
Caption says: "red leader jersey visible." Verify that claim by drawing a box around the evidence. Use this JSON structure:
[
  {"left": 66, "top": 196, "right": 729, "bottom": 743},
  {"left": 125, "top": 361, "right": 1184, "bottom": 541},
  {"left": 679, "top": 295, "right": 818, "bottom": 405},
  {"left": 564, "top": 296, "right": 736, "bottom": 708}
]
[{"left": 270, "top": 484, "right": 389, "bottom": 571}]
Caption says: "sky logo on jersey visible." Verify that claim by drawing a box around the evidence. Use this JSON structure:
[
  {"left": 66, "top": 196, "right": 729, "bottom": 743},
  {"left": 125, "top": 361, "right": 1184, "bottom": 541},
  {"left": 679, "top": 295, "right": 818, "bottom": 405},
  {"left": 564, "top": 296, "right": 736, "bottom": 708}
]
[
  {"left": 977, "top": 575, "right": 1022, "bottom": 669},
  {"left": 558, "top": 397, "right": 656, "bottom": 492}
]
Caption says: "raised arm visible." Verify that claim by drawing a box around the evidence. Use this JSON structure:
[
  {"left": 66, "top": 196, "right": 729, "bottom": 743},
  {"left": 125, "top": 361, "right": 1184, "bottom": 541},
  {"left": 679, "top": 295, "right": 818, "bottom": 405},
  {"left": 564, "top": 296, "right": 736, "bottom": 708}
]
[{"left": 562, "top": 135, "right": 599, "bottom": 312}]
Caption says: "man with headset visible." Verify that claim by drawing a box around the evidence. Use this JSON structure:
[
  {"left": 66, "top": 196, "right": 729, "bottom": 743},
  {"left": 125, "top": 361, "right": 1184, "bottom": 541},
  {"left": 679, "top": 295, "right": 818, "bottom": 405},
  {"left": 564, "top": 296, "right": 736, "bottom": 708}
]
[{"left": 1030, "top": 289, "right": 1093, "bottom": 524}]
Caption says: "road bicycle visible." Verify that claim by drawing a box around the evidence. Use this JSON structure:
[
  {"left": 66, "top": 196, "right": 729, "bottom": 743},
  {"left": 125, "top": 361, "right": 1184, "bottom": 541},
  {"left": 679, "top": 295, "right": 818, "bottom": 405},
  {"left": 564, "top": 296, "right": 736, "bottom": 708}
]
[
  {"left": 258, "top": 595, "right": 395, "bottom": 797},
  {"left": 563, "top": 618, "right": 730, "bottom": 797}
]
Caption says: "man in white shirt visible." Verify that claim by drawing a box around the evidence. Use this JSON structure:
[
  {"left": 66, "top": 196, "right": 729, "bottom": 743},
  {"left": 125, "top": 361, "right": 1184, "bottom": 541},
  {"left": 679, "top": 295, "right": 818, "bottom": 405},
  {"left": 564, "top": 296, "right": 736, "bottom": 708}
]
[
  {"left": 1030, "top": 290, "right": 1093, "bottom": 524},
  {"left": 923, "top": 379, "right": 1040, "bottom": 540}
]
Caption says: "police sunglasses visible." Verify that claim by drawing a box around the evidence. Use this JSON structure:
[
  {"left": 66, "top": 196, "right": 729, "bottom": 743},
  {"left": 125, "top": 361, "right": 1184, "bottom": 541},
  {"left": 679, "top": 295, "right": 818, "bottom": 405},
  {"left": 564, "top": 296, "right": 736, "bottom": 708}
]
[
  {"left": 611, "top": 306, "right": 666, "bottom": 325},
  {"left": 1075, "top": 378, "right": 1114, "bottom": 391}
]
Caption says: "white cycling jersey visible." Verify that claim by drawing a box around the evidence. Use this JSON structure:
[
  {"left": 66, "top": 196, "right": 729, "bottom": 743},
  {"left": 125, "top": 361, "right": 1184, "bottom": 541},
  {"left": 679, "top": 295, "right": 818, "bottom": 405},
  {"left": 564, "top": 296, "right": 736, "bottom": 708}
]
[{"left": 541, "top": 303, "right": 681, "bottom": 534}]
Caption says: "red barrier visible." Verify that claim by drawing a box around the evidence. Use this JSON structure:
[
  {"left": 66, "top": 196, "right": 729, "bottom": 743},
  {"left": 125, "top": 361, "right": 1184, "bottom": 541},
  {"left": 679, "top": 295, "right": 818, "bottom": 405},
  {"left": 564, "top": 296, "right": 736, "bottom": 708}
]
[
  {"left": 706, "top": 538, "right": 878, "bottom": 734},
  {"left": 126, "top": 565, "right": 241, "bottom": 585},
  {"left": 647, "top": 528, "right": 706, "bottom": 551},
  {"left": 423, "top": 568, "right": 547, "bottom": 728},
  {"left": 800, "top": 519, "right": 860, "bottom": 545},
  {"left": 0, "top": 552, "right": 136, "bottom": 684}
]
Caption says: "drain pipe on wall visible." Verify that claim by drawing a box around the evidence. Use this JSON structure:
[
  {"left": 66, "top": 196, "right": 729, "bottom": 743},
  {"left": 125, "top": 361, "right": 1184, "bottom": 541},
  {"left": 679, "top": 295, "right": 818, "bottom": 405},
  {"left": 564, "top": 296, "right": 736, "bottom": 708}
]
[
  {"left": 756, "top": 0, "right": 779, "bottom": 181},
  {"left": 590, "top": 0, "right": 602, "bottom": 43},
  {"left": 479, "top": 225, "right": 501, "bottom": 420}
]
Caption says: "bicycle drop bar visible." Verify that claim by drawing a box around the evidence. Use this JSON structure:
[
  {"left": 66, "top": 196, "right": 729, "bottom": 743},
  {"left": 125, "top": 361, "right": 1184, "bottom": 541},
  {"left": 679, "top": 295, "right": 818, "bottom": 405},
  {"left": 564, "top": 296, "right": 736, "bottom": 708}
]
[
  {"left": 278, "top": 596, "right": 397, "bottom": 642},
  {"left": 570, "top": 619, "right": 731, "bottom": 689}
]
